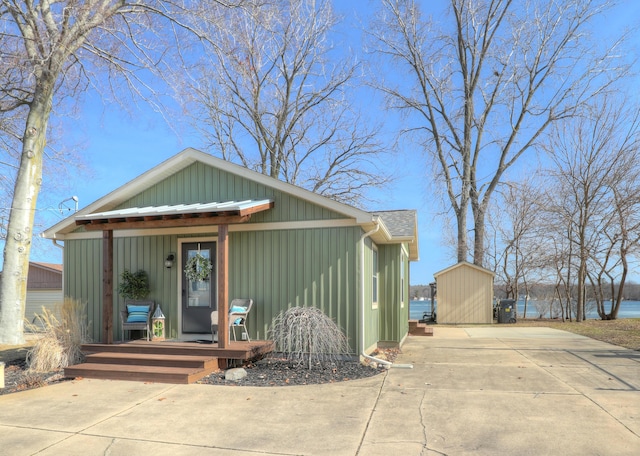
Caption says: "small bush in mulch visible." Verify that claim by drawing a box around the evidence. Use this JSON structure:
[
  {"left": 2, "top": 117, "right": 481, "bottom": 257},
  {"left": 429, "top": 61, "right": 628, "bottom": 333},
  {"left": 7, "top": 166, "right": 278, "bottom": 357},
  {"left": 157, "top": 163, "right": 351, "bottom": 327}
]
[{"left": 269, "top": 307, "right": 352, "bottom": 370}]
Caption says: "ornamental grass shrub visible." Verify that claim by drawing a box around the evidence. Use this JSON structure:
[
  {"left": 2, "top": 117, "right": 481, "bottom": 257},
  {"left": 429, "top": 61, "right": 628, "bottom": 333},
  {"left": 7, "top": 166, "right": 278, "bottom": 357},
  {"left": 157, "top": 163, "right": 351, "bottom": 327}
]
[
  {"left": 268, "top": 306, "right": 351, "bottom": 369},
  {"left": 25, "top": 298, "right": 91, "bottom": 372}
]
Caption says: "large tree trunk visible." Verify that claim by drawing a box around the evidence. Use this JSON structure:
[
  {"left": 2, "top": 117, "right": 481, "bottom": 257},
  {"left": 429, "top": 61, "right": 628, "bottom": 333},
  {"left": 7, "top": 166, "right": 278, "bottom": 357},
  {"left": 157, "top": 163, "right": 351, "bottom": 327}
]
[
  {"left": 0, "top": 89, "right": 52, "bottom": 344},
  {"left": 456, "top": 206, "right": 468, "bottom": 263},
  {"left": 473, "top": 203, "right": 487, "bottom": 267}
]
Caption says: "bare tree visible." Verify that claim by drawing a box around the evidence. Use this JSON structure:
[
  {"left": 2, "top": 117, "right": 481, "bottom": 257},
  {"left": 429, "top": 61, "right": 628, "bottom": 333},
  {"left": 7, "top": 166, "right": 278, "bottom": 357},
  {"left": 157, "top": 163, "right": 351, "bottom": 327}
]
[
  {"left": 586, "top": 147, "right": 640, "bottom": 320},
  {"left": 0, "top": 0, "right": 202, "bottom": 344},
  {"left": 172, "top": 0, "right": 388, "bottom": 205},
  {"left": 488, "top": 178, "right": 545, "bottom": 317},
  {"left": 541, "top": 96, "right": 640, "bottom": 321},
  {"left": 368, "top": 0, "right": 625, "bottom": 266}
]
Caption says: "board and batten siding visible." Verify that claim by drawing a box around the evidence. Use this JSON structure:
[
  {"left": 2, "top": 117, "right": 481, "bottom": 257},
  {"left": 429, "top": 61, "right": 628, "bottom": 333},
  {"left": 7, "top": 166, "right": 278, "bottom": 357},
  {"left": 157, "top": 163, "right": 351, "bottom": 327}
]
[
  {"left": 64, "top": 227, "right": 366, "bottom": 351},
  {"left": 229, "top": 226, "right": 363, "bottom": 352},
  {"left": 64, "top": 235, "right": 180, "bottom": 342},
  {"left": 120, "top": 162, "right": 344, "bottom": 224},
  {"left": 377, "top": 244, "right": 410, "bottom": 345},
  {"left": 361, "top": 237, "right": 379, "bottom": 353},
  {"left": 61, "top": 160, "right": 388, "bottom": 352}
]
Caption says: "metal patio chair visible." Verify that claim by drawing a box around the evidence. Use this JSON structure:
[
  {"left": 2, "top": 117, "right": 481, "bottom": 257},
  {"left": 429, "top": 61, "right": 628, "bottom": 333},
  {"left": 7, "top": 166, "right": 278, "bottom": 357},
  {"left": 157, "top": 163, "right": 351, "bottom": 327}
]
[{"left": 228, "top": 298, "right": 253, "bottom": 341}]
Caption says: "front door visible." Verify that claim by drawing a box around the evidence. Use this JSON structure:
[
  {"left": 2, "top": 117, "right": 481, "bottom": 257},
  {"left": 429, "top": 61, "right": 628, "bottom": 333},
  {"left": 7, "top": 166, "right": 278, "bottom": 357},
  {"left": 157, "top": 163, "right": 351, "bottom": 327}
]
[{"left": 182, "top": 242, "right": 217, "bottom": 333}]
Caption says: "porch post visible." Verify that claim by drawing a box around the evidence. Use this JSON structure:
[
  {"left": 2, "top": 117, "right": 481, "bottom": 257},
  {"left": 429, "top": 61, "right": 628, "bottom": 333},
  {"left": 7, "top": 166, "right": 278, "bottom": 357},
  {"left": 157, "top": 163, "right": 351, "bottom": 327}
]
[
  {"left": 217, "top": 224, "right": 229, "bottom": 349},
  {"left": 102, "top": 230, "right": 114, "bottom": 344}
]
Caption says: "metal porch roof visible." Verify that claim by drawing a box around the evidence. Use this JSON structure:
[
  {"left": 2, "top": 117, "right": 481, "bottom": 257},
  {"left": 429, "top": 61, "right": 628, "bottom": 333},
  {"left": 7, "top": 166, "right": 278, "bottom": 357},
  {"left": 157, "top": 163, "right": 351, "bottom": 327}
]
[{"left": 74, "top": 199, "right": 274, "bottom": 230}]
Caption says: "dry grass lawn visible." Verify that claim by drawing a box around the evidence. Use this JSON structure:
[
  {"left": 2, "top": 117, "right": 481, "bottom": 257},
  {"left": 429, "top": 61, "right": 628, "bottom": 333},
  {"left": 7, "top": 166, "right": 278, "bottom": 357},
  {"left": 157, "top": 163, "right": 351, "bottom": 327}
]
[{"left": 516, "top": 318, "right": 640, "bottom": 351}]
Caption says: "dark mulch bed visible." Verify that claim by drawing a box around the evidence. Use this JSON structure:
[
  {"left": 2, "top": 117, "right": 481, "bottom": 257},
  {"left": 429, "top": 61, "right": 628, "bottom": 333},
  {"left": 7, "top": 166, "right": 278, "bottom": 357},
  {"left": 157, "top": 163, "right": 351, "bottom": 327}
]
[
  {"left": 197, "top": 348, "right": 399, "bottom": 387},
  {"left": 0, "top": 359, "right": 69, "bottom": 396},
  {"left": 198, "top": 358, "right": 383, "bottom": 387}
]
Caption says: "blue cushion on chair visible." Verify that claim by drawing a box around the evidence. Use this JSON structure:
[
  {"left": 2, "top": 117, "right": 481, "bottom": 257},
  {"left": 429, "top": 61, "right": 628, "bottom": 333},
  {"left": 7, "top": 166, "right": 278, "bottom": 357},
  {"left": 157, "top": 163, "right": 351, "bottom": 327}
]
[
  {"left": 127, "top": 305, "right": 150, "bottom": 323},
  {"left": 230, "top": 306, "right": 245, "bottom": 313}
]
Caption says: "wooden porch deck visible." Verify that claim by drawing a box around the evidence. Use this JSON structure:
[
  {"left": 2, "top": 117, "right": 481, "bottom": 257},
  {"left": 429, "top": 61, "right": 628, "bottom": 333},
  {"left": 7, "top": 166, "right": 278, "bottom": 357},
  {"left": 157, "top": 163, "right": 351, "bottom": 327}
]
[{"left": 64, "top": 339, "right": 274, "bottom": 384}]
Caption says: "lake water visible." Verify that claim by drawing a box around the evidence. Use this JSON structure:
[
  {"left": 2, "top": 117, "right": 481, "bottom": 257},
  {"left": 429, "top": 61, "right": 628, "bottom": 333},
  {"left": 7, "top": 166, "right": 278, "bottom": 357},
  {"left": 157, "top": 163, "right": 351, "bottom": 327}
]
[{"left": 409, "top": 299, "right": 640, "bottom": 320}]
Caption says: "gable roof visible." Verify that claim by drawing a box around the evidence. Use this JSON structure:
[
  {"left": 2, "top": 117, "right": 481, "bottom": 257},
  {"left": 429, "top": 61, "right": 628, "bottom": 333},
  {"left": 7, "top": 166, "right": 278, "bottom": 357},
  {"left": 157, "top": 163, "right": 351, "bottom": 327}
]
[
  {"left": 434, "top": 261, "right": 495, "bottom": 278},
  {"left": 42, "top": 148, "right": 419, "bottom": 259}
]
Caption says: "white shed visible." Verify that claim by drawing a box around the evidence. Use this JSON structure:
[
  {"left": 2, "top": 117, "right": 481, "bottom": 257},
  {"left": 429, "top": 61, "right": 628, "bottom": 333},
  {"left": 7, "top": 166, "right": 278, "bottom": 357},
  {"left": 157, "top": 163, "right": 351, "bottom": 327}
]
[{"left": 434, "top": 262, "right": 494, "bottom": 324}]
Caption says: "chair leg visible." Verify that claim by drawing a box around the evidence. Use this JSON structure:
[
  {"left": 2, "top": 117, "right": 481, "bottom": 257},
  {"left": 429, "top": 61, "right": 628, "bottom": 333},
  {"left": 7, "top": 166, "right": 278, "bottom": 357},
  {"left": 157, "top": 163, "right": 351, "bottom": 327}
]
[{"left": 242, "top": 323, "right": 250, "bottom": 342}]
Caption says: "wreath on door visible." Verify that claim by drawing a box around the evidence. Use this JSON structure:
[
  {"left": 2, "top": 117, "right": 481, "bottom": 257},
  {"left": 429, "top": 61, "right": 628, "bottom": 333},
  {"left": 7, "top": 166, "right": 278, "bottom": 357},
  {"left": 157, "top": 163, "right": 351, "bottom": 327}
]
[{"left": 184, "top": 252, "right": 213, "bottom": 282}]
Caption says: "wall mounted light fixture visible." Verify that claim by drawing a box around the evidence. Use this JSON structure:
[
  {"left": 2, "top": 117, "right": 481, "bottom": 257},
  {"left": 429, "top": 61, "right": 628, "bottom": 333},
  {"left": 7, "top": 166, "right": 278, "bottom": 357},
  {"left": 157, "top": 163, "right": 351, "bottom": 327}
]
[{"left": 164, "top": 254, "right": 175, "bottom": 269}]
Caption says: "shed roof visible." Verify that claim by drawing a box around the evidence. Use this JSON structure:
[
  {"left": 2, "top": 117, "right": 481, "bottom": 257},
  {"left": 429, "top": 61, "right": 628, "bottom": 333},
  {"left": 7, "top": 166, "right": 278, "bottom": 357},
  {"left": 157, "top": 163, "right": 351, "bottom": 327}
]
[{"left": 75, "top": 200, "right": 273, "bottom": 222}]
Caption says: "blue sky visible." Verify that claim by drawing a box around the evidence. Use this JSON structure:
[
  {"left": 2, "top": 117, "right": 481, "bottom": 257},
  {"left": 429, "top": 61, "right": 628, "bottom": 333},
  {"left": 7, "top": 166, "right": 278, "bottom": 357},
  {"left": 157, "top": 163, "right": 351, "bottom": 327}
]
[{"left": 10, "top": 0, "right": 640, "bottom": 286}]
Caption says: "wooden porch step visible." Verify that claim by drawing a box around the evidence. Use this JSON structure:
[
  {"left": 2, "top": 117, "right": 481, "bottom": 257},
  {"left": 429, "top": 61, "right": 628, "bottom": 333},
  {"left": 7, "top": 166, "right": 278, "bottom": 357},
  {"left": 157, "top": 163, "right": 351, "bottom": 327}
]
[
  {"left": 64, "top": 362, "right": 216, "bottom": 384},
  {"left": 65, "top": 340, "right": 275, "bottom": 384},
  {"left": 85, "top": 352, "right": 219, "bottom": 370},
  {"left": 409, "top": 320, "right": 434, "bottom": 336},
  {"left": 80, "top": 340, "right": 275, "bottom": 360}
]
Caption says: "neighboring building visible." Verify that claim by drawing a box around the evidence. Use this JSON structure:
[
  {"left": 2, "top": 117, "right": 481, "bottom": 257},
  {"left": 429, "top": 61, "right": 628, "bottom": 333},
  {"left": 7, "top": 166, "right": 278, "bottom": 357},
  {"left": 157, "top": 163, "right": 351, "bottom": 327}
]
[
  {"left": 434, "top": 261, "right": 494, "bottom": 324},
  {"left": 42, "top": 148, "right": 419, "bottom": 356},
  {"left": 0, "top": 262, "right": 63, "bottom": 324}
]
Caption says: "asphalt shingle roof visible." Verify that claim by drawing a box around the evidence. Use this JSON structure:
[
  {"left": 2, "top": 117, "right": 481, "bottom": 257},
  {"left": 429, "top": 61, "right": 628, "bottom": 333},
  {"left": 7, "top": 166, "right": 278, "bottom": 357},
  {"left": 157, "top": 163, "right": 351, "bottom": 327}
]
[{"left": 374, "top": 210, "right": 417, "bottom": 238}]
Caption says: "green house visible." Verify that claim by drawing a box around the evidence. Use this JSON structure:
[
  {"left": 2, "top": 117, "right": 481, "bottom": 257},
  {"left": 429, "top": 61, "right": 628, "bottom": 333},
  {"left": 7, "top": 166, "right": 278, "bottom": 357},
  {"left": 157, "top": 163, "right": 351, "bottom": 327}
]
[{"left": 42, "top": 148, "right": 419, "bottom": 357}]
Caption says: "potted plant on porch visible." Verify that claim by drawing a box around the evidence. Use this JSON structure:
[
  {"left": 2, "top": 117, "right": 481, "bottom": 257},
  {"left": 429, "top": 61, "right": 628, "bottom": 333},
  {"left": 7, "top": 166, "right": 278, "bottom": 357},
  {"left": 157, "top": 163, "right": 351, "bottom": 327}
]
[{"left": 118, "top": 269, "right": 151, "bottom": 301}]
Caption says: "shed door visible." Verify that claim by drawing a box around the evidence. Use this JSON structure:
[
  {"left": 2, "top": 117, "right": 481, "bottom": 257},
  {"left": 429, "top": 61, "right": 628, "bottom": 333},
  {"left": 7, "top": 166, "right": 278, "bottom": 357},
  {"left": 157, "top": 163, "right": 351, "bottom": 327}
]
[{"left": 181, "top": 242, "right": 217, "bottom": 333}]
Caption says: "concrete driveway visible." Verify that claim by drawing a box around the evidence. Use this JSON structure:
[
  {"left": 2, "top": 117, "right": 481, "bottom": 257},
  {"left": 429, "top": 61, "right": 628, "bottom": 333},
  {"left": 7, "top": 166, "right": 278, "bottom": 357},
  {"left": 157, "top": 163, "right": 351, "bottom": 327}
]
[
  {"left": 1, "top": 326, "right": 639, "bottom": 455},
  {"left": 361, "top": 326, "right": 640, "bottom": 455}
]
